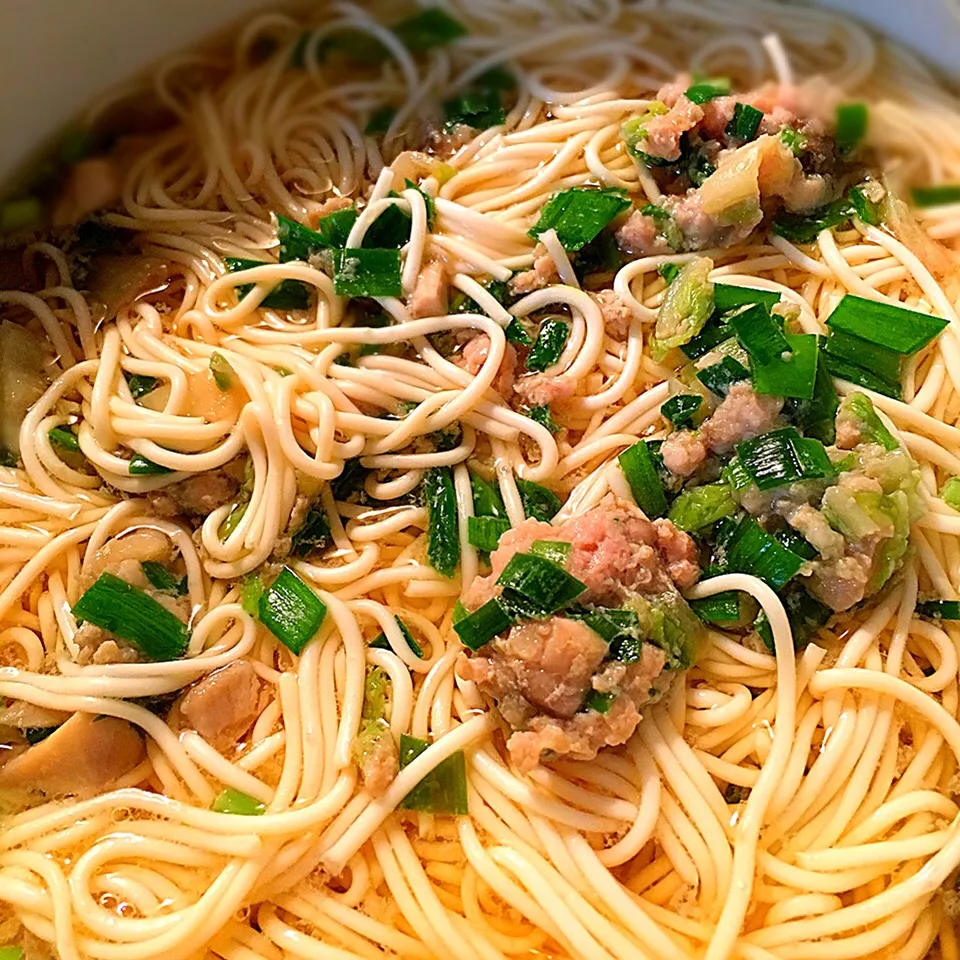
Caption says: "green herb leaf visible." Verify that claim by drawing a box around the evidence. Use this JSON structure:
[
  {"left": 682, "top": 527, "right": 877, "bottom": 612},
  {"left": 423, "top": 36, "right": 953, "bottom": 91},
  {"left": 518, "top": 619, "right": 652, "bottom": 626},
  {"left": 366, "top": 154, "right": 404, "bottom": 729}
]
[
  {"left": 371, "top": 616, "right": 424, "bottom": 658},
  {"left": 128, "top": 455, "right": 173, "bottom": 476},
  {"left": 728, "top": 102, "right": 763, "bottom": 141},
  {"left": 48, "top": 425, "right": 80, "bottom": 452},
  {"left": 454, "top": 598, "right": 513, "bottom": 650},
  {"left": 696, "top": 356, "right": 750, "bottom": 397},
  {"left": 736, "top": 427, "right": 835, "bottom": 491},
  {"left": 258, "top": 566, "right": 327, "bottom": 654},
  {"left": 516, "top": 478, "right": 562, "bottom": 522},
  {"left": 618, "top": 441, "right": 668, "bottom": 519},
  {"left": 394, "top": 8, "right": 467, "bottom": 53},
  {"left": 912, "top": 184, "right": 960, "bottom": 208},
  {"left": 497, "top": 552, "right": 585, "bottom": 617},
  {"left": 125, "top": 373, "right": 160, "bottom": 400},
  {"left": 528, "top": 187, "right": 631, "bottom": 252},
  {"left": 528, "top": 403, "right": 560, "bottom": 433},
  {"left": 751, "top": 332, "right": 819, "bottom": 400},
  {"left": 526, "top": 316, "right": 570, "bottom": 372},
  {"left": 667, "top": 482, "right": 737, "bottom": 533},
  {"left": 141, "top": 561, "right": 187, "bottom": 596},
  {"left": 211, "top": 788, "right": 266, "bottom": 816},
  {"left": 399, "top": 733, "right": 468, "bottom": 814},
  {"left": 825, "top": 294, "right": 947, "bottom": 356},
  {"left": 334, "top": 248, "right": 402, "bottom": 298},
  {"left": 529, "top": 540, "right": 571, "bottom": 565},
  {"left": 424, "top": 467, "right": 460, "bottom": 578},
  {"left": 835, "top": 102, "right": 868, "bottom": 156},
  {"left": 684, "top": 80, "right": 731, "bottom": 104},
  {"left": 467, "top": 515, "right": 511, "bottom": 552}
]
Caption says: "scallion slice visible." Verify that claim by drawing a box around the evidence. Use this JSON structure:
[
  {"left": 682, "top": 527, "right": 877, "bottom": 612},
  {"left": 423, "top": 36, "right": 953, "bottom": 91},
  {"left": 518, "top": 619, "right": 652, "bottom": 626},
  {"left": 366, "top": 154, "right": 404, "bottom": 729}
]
[
  {"left": 661, "top": 394, "right": 702, "bottom": 428},
  {"left": 751, "top": 333, "right": 819, "bottom": 400},
  {"left": 125, "top": 373, "right": 160, "bottom": 400},
  {"left": 835, "top": 102, "right": 868, "bottom": 156},
  {"left": 529, "top": 540, "right": 571, "bottom": 565},
  {"left": 681, "top": 318, "right": 734, "bottom": 361},
  {"left": 917, "top": 600, "right": 960, "bottom": 620},
  {"left": 941, "top": 478, "right": 960, "bottom": 512},
  {"left": 841, "top": 392, "right": 898, "bottom": 452},
  {"left": 72, "top": 572, "right": 189, "bottom": 660},
  {"left": 209, "top": 352, "right": 236, "bottom": 391},
  {"left": 722, "top": 518, "right": 806, "bottom": 589},
  {"left": 277, "top": 214, "right": 336, "bottom": 261},
  {"left": 822, "top": 353, "right": 902, "bottom": 399},
  {"left": 516, "top": 479, "right": 562, "bottom": 522},
  {"left": 454, "top": 598, "right": 513, "bottom": 650},
  {"left": 424, "top": 467, "right": 460, "bottom": 578},
  {"left": 371, "top": 615, "right": 424, "bottom": 657},
  {"left": 583, "top": 690, "right": 617, "bottom": 714},
  {"left": 211, "top": 788, "right": 266, "bottom": 816},
  {"left": 684, "top": 80, "right": 731, "bottom": 104},
  {"left": 570, "top": 608, "right": 641, "bottom": 644},
  {"left": 141, "top": 561, "right": 187, "bottom": 596},
  {"left": 848, "top": 186, "right": 883, "bottom": 226},
  {"left": 696, "top": 356, "right": 750, "bottom": 398},
  {"left": 727, "top": 102, "right": 763, "bottom": 141},
  {"left": 755, "top": 585, "right": 831, "bottom": 651},
  {"left": 713, "top": 284, "right": 780, "bottom": 314},
  {"left": 334, "top": 248, "right": 402, "bottom": 298},
  {"left": 528, "top": 403, "right": 560, "bottom": 433},
  {"left": 467, "top": 515, "right": 510, "bottom": 552},
  {"left": 241, "top": 575, "right": 263, "bottom": 616},
  {"left": 912, "top": 184, "right": 960, "bottom": 208},
  {"left": 825, "top": 294, "right": 947, "bottom": 356},
  {"left": 225, "top": 256, "right": 311, "bottom": 310},
  {"left": 470, "top": 472, "right": 506, "bottom": 518},
  {"left": 689, "top": 591, "right": 751, "bottom": 627},
  {"left": 821, "top": 329, "right": 901, "bottom": 387},
  {"left": 363, "top": 203, "right": 412, "bottom": 249},
  {"left": 780, "top": 125, "right": 808, "bottom": 155},
  {"left": 504, "top": 317, "right": 534, "bottom": 347},
  {"left": 48, "top": 425, "right": 80, "bottom": 452},
  {"left": 393, "top": 8, "right": 467, "bottom": 53},
  {"left": 526, "top": 317, "right": 570, "bottom": 372},
  {"left": 783, "top": 356, "right": 839, "bottom": 444},
  {"left": 290, "top": 503, "right": 331, "bottom": 558},
  {"left": 773, "top": 195, "right": 855, "bottom": 245},
  {"left": 640, "top": 204, "right": 683, "bottom": 250},
  {"left": 497, "top": 552, "right": 585, "bottom": 616},
  {"left": 399, "top": 733, "right": 468, "bottom": 814},
  {"left": 128, "top": 455, "right": 173, "bottom": 476},
  {"left": 737, "top": 427, "right": 834, "bottom": 491},
  {"left": 316, "top": 208, "right": 358, "bottom": 249},
  {"left": 528, "top": 187, "right": 631, "bottom": 252},
  {"left": 667, "top": 482, "right": 737, "bottom": 533},
  {"left": 728, "top": 302, "right": 790, "bottom": 365},
  {"left": 618, "top": 441, "right": 668, "bottom": 519},
  {"left": 258, "top": 566, "right": 327, "bottom": 654}
]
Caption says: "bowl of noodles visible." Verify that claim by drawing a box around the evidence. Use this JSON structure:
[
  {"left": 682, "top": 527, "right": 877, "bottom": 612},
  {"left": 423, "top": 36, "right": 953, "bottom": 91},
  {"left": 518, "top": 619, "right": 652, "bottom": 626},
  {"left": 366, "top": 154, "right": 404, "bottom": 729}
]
[{"left": 0, "top": 2, "right": 959, "bottom": 960}]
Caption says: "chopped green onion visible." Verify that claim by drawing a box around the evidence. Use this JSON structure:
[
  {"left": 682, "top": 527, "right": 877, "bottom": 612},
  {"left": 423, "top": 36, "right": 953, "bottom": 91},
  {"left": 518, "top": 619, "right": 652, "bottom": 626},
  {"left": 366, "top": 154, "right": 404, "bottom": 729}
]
[
  {"left": 0, "top": 947, "right": 24, "bottom": 960},
  {"left": 371, "top": 616, "right": 424, "bottom": 658},
  {"left": 651, "top": 256, "right": 715, "bottom": 361},
  {"left": 393, "top": 8, "right": 467, "bottom": 53},
  {"left": 667, "top": 482, "right": 737, "bottom": 533},
  {"left": 209, "top": 352, "right": 236, "bottom": 391},
  {"left": 470, "top": 472, "right": 506, "bottom": 518},
  {"left": 528, "top": 187, "right": 631, "bottom": 252},
  {"left": 73, "top": 572, "right": 189, "bottom": 660},
  {"left": 48, "top": 425, "right": 80, "bottom": 452},
  {"left": 334, "top": 248, "right": 402, "bottom": 298},
  {"left": 912, "top": 184, "right": 960, "bottom": 208},
  {"left": 681, "top": 318, "right": 734, "bottom": 361},
  {"left": 316, "top": 208, "right": 359, "bottom": 249},
  {"left": 686, "top": 149, "right": 717, "bottom": 186},
  {"left": 583, "top": 690, "right": 617, "bottom": 714},
  {"left": 609, "top": 633, "right": 644, "bottom": 663},
  {"left": 774, "top": 528, "right": 817, "bottom": 562},
  {"left": 497, "top": 553, "right": 585, "bottom": 617},
  {"left": 621, "top": 105, "right": 675, "bottom": 167},
  {"left": 737, "top": 428, "right": 834, "bottom": 491},
  {"left": 363, "top": 203, "right": 412, "bottom": 249},
  {"left": 330, "top": 458, "right": 367, "bottom": 502},
  {"left": 751, "top": 333, "right": 819, "bottom": 400},
  {"left": 526, "top": 316, "right": 570, "bottom": 372},
  {"left": 290, "top": 504, "right": 331, "bottom": 557},
  {"left": 821, "top": 329, "right": 901, "bottom": 388},
  {"left": 618, "top": 441, "right": 668, "bottom": 519},
  {"left": 640, "top": 204, "right": 683, "bottom": 251},
  {"left": 365, "top": 104, "right": 397, "bottom": 135},
  {"left": 773, "top": 195, "right": 857, "bottom": 245},
  {"left": 258, "top": 566, "right": 327, "bottom": 654},
  {"left": 399, "top": 733, "right": 468, "bottom": 815},
  {"left": 696, "top": 356, "right": 750, "bottom": 397},
  {"left": 755, "top": 585, "right": 831, "bottom": 650},
  {"left": 782, "top": 355, "right": 838, "bottom": 444},
  {"left": 454, "top": 598, "right": 513, "bottom": 650},
  {"left": 211, "top": 788, "right": 266, "bottom": 816},
  {"left": 424, "top": 467, "right": 460, "bottom": 578},
  {"left": 917, "top": 600, "right": 960, "bottom": 620},
  {"left": 835, "top": 102, "right": 868, "bottom": 156},
  {"left": 825, "top": 294, "right": 947, "bottom": 356},
  {"left": 443, "top": 68, "right": 515, "bottom": 130},
  {"left": 689, "top": 591, "right": 752, "bottom": 628},
  {"left": 658, "top": 262, "right": 681, "bottom": 284},
  {"left": 0, "top": 197, "right": 43, "bottom": 233},
  {"left": 941, "top": 478, "right": 960, "bottom": 512},
  {"left": 848, "top": 185, "right": 883, "bottom": 226},
  {"left": 728, "top": 302, "right": 790, "bottom": 365},
  {"left": 528, "top": 403, "right": 560, "bottom": 433},
  {"left": 141, "top": 561, "right": 187, "bottom": 596},
  {"left": 684, "top": 80, "right": 731, "bottom": 104},
  {"left": 722, "top": 518, "right": 806, "bottom": 589},
  {"left": 516, "top": 478, "right": 562, "bottom": 522},
  {"left": 661, "top": 394, "right": 702, "bottom": 428},
  {"left": 529, "top": 540, "right": 571, "bottom": 565},
  {"left": 128, "top": 455, "right": 173, "bottom": 476},
  {"left": 125, "top": 373, "right": 160, "bottom": 400},
  {"left": 505, "top": 317, "right": 534, "bottom": 347},
  {"left": 727, "top": 102, "right": 764, "bottom": 141},
  {"left": 839, "top": 392, "right": 898, "bottom": 451},
  {"left": 225, "top": 257, "right": 311, "bottom": 310},
  {"left": 822, "top": 353, "right": 901, "bottom": 399},
  {"left": 723, "top": 456, "right": 753, "bottom": 491},
  {"left": 241, "top": 575, "right": 263, "bottom": 616},
  {"left": 570, "top": 608, "right": 641, "bottom": 644},
  {"left": 467, "top": 515, "right": 510, "bottom": 552},
  {"left": 713, "top": 284, "right": 780, "bottom": 314},
  {"left": 277, "top": 214, "right": 337, "bottom": 261},
  {"left": 404, "top": 179, "right": 437, "bottom": 230},
  {"left": 780, "top": 125, "right": 808, "bottom": 156}
]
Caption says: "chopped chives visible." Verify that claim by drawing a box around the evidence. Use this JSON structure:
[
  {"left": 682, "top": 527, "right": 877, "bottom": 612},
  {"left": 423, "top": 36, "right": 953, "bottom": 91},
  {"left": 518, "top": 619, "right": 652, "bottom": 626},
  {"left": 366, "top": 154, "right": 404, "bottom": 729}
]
[
  {"left": 912, "top": 184, "right": 960, "bottom": 208},
  {"left": 773, "top": 195, "right": 856, "bottom": 245},
  {"left": 225, "top": 256, "right": 312, "bottom": 310},
  {"left": 209, "top": 352, "right": 236, "bottom": 391},
  {"left": 680, "top": 318, "right": 734, "bottom": 361},
  {"left": 278, "top": 214, "right": 334, "bottom": 261},
  {"left": 667, "top": 482, "right": 737, "bottom": 533},
  {"left": 290, "top": 503, "right": 332, "bottom": 557},
  {"left": 371, "top": 615, "right": 424, "bottom": 658},
  {"left": 316, "top": 208, "right": 359, "bottom": 249},
  {"left": 48, "top": 424, "right": 80, "bottom": 452},
  {"left": 496, "top": 553, "right": 585, "bottom": 617},
  {"left": 684, "top": 80, "right": 731, "bottom": 104},
  {"left": 258, "top": 566, "right": 327, "bottom": 654},
  {"left": 526, "top": 316, "right": 570, "bottom": 372},
  {"left": 141, "top": 561, "right": 187, "bottom": 596},
  {"left": 505, "top": 317, "right": 534, "bottom": 347},
  {"left": 751, "top": 333, "right": 819, "bottom": 400},
  {"left": 696, "top": 356, "right": 750, "bottom": 398},
  {"left": 529, "top": 540, "right": 571, "bottom": 565},
  {"left": 825, "top": 294, "right": 947, "bottom": 356},
  {"left": 821, "top": 329, "right": 901, "bottom": 387},
  {"left": 240, "top": 575, "right": 264, "bottom": 616},
  {"left": 443, "top": 68, "right": 515, "bottom": 130},
  {"left": 211, "top": 788, "right": 266, "bottom": 816},
  {"left": 822, "top": 353, "right": 902, "bottom": 399},
  {"left": 128, "top": 455, "right": 173, "bottom": 476},
  {"left": 835, "top": 102, "right": 868, "bottom": 156},
  {"left": 690, "top": 591, "right": 750, "bottom": 628},
  {"left": 583, "top": 690, "right": 617, "bottom": 714},
  {"left": 72, "top": 572, "right": 189, "bottom": 661},
  {"left": 424, "top": 467, "right": 460, "bottom": 578},
  {"left": 363, "top": 203, "right": 412, "bottom": 249},
  {"left": 125, "top": 372, "right": 160, "bottom": 400},
  {"left": 727, "top": 102, "right": 763, "bottom": 141},
  {"left": 722, "top": 518, "right": 806, "bottom": 589},
  {"left": 780, "top": 125, "right": 808, "bottom": 155},
  {"left": 334, "top": 248, "right": 402, "bottom": 298},
  {"left": 618, "top": 441, "right": 668, "bottom": 519},
  {"left": 713, "top": 284, "right": 780, "bottom": 313},
  {"left": 528, "top": 187, "right": 631, "bottom": 252},
  {"left": 917, "top": 600, "right": 960, "bottom": 620},
  {"left": 399, "top": 733, "right": 468, "bottom": 815},
  {"left": 736, "top": 428, "right": 835, "bottom": 491},
  {"left": 454, "top": 598, "right": 513, "bottom": 650},
  {"left": 640, "top": 204, "right": 683, "bottom": 251},
  {"left": 661, "top": 394, "right": 702, "bottom": 428},
  {"left": 658, "top": 262, "right": 681, "bottom": 284},
  {"left": 569, "top": 608, "right": 641, "bottom": 644},
  {"left": 528, "top": 403, "right": 560, "bottom": 433},
  {"left": 470, "top": 472, "right": 506, "bottom": 518},
  {"left": 783, "top": 355, "right": 838, "bottom": 444},
  {"left": 467, "top": 515, "right": 511, "bottom": 552},
  {"left": 848, "top": 185, "right": 883, "bottom": 226},
  {"left": 516, "top": 478, "right": 562, "bottom": 522},
  {"left": 728, "top": 302, "right": 790, "bottom": 365}
]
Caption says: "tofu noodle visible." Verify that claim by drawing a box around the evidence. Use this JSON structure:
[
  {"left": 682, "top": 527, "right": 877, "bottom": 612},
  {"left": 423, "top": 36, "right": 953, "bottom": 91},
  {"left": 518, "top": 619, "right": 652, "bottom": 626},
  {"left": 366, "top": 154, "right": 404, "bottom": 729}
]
[{"left": 2, "top": 1, "right": 960, "bottom": 957}]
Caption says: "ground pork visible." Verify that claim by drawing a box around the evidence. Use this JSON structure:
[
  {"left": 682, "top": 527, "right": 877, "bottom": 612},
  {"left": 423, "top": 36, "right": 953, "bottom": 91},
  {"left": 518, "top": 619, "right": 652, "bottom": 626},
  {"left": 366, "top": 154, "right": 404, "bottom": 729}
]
[
  {"left": 407, "top": 260, "right": 448, "bottom": 318},
  {"left": 311, "top": 195, "right": 353, "bottom": 227},
  {"left": 780, "top": 503, "right": 845, "bottom": 560},
  {"left": 699, "top": 383, "right": 785, "bottom": 455},
  {"left": 356, "top": 725, "right": 399, "bottom": 797},
  {"left": 180, "top": 659, "right": 262, "bottom": 752},
  {"left": 513, "top": 373, "right": 576, "bottom": 406},
  {"left": 148, "top": 461, "right": 244, "bottom": 519},
  {"left": 509, "top": 244, "right": 560, "bottom": 295},
  {"left": 457, "top": 334, "right": 518, "bottom": 396},
  {"left": 615, "top": 210, "right": 673, "bottom": 257},
  {"left": 660, "top": 430, "right": 708, "bottom": 478},
  {"left": 641, "top": 96, "right": 704, "bottom": 162},
  {"left": 591, "top": 289, "right": 635, "bottom": 340},
  {"left": 653, "top": 518, "right": 701, "bottom": 587}
]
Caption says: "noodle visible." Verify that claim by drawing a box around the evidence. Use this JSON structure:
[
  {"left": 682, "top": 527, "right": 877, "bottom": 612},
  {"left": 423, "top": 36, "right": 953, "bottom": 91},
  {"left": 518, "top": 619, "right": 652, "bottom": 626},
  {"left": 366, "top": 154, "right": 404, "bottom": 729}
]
[{"left": 0, "top": 1, "right": 959, "bottom": 958}]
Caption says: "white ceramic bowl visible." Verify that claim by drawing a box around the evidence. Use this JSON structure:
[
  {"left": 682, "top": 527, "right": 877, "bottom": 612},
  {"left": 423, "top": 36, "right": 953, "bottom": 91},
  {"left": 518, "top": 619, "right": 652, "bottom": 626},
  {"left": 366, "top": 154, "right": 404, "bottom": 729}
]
[{"left": 0, "top": 0, "right": 957, "bottom": 189}]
